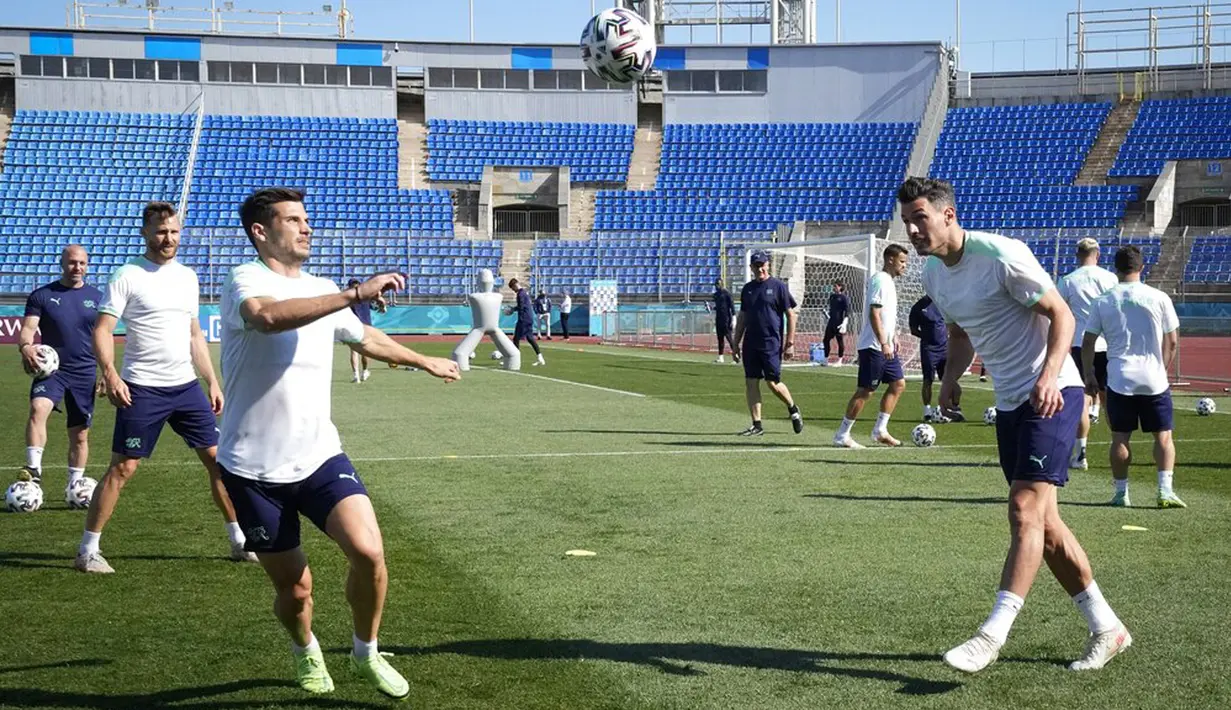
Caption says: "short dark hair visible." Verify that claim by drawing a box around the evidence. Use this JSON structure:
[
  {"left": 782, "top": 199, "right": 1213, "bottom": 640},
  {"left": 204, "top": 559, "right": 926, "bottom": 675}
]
[
  {"left": 347, "top": 278, "right": 361, "bottom": 288},
  {"left": 508, "top": 278, "right": 520, "bottom": 289},
  {"left": 897, "top": 176, "right": 956, "bottom": 210},
  {"left": 884, "top": 243, "right": 909, "bottom": 261},
  {"left": 1114, "top": 245, "right": 1144, "bottom": 274},
  {"left": 239, "top": 187, "right": 306, "bottom": 246},
  {"left": 141, "top": 201, "right": 177, "bottom": 229}
]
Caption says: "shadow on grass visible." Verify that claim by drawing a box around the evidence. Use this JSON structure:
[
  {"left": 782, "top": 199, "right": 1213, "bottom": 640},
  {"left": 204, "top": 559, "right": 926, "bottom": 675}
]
[
  {"left": 545, "top": 429, "right": 725, "bottom": 436},
  {"left": 386, "top": 638, "right": 963, "bottom": 696},
  {"left": 0, "top": 679, "right": 387, "bottom": 710},
  {"left": 804, "top": 492, "right": 1116, "bottom": 509},
  {"left": 657, "top": 440, "right": 810, "bottom": 449},
  {"left": 603, "top": 363, "right": 705, "bottom": 377},
  {"left": 0, "top": 551, "right": 240, "bottom": 572},
  {"left": 0, "top": 659, "right": 110, "bottom": 675},
  {"left": 803, "top": 458, "right": 989, "bottom": 469}
]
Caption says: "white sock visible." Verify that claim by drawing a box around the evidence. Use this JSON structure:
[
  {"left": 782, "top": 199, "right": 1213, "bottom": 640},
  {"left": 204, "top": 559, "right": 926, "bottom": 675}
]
[
  {"left": 873, "top": 412, "right": 891, "bottom": 433},
  {"left": 978, "top": 590, "right": 1024, "bottom": 645},
  {"left": 67, "top": 467, "right": 85, "bottom": 487},
  {"left": 79, "top": 530, "right": 101, "bottom": 556},
  {"left": 353, "top": 634, "right": 377, "bottom": 659},
  {"left": 924, "top": 405, "right": 933, "bottom": 417},
  {"left": 225, "top": 522, "right": 246, "bottom": 546},
  {"left": 1091, "top": 403, "right": 1101, "bottom": 417},
  {"left": 1158, "top": 470, "right": 1174, "bottom": 493},
  {"left": 836, "top": 417, "right": 855, "bottom": 438},
  {"left": 26, "top": 446, "right": 44, "bottom": 471},
  {"left": 1114, "top": 478, "right": 1128, "bottom": 495},
  {"left": 1073, "top": 581, "right": 1120, "bottom": 634},
  {"left": 1077, "top": 437, "right": 1087, "bottom": 451},
  {"left": 292, "top": 633, "right": 320, "bottom": 656}
]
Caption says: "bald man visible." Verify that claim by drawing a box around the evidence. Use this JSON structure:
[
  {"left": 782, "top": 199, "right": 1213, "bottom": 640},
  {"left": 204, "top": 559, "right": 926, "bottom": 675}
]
[{"left": 17, "top": 246, "right": 103, "bottom": 499}]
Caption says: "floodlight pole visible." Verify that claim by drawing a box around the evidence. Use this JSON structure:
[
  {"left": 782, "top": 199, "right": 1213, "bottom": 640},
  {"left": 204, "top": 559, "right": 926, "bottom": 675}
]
[
  {"left": 835, "top": 0, "right": 840, "bottom": 42},
  {"left": 469, "top": 0, "right": 474, "bottom": 42}
]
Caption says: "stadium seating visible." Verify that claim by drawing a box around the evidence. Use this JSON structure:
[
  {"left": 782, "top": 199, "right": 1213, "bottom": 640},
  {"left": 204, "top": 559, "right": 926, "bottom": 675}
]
[
  {"left": 1112, "top": 97, "right": 1231, "bottom": 177},
  {"left": 426, "top": 120, "right": 635, "bottom": 183},
  {"left": 530, "top": 231, "right": 765, "bottom": 296},
  {"left": 1184, "top": 236, "right": 1231, "bottom": 283},
  {"left": 0, "top": 110, "right": 479, "bottom": 296},
  {"left": 1012, "top": 231, "right": 1161, "bottom": 279},
  {"left": 930, "top": 103, "right": 1137, "bottom": 229},
  {"left": 593, "top": 122, "right": 916, "bottom": 233}
]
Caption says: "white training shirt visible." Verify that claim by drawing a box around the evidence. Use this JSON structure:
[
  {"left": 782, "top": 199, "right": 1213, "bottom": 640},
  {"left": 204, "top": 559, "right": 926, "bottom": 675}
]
[
  {"left": 923, "top": 231, "right": 1083, "bottom": 411},
  {"left": 218, "top": 260, "right": 367, "bottom": 484},
  {"left": 1084, "top": 281, "right": 1179, "bottom": 396},
  {"left": 560, "top": 294, "right": 572, "bottom": 314},
  {"left": 1058, "top": 264, "right": 1119, "bottom": 351},
  {"left": 856, "top": 270, "right": 897, "bottom": 352},
  {"left": 98, "top": 256, "right": 200, "bottom": 387}
]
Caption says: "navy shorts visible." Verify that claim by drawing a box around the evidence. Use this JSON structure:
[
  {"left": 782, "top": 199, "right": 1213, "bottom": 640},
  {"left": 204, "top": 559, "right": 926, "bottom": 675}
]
[
  {"left": 220, "top": 453, "right": 368, "bottom": 553},
  {"left": 920, "top": 349, "right": 947, "bottom": 384},
  {"left": 1106, "top": 389, "right": 1174, "bottom": 433},
  {"left": 994, "top": 386, "right": 1084, "bottom": 487},
  {"left": 111, "top": 380, "right": 219, "bottom": 458},
  {"left": 857, "top": 348, "right": 905, "bottom": 390},
  {"left": 31, "top": 371, "right": 95, "bottom": 429},
  {"left": 742, "top": 347, "right": 782, "bottom": 382},
  {"left": 1071, "top": 347, "right": 1108, "bottom": 390},
  {"left": 514, "top": 322, "right": 536, "bottom": 343}
]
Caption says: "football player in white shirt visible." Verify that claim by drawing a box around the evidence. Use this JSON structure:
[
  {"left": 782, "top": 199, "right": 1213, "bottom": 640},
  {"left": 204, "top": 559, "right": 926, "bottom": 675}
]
[
  {"left": 832, "top": 244, "right": 909, "bottom": 448},
  {"left": 900, "top": 177, "right": 1131, "bottom": 673},
  {"left": 79, "top": 202, "right": 254, "bottom": 574},
  {"left": 219, "top": 188, "right": 459, "bottom": 700},
  {"left": 1083, "top": 245, "right": 1184, "bottom": 509},
  {"left": 1058, "top": 238, "right": 1119, "bottom": 470}
]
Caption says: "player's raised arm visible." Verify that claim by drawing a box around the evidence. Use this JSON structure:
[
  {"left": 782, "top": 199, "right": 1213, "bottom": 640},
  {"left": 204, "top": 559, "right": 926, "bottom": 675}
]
[
  {"left": 348, "top": 326, "right": 460, "bottom": 383},
  {"left": 241, "top": 274, "right": 404, "bottom": 334}
]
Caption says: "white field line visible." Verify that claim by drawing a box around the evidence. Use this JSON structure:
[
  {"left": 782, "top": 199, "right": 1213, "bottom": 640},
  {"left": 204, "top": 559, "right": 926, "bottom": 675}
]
[{"left": 469, "top": 363, "right": 645, "bottom": 398}]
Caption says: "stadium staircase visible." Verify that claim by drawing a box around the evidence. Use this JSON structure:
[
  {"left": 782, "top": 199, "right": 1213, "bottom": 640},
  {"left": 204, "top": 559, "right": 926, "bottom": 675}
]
[
  {"left": 627, "top": 118, "right": 662, "bottom": 191},
  {"left": 0, "top": 109, "right": 10, "bottom": 171},
  {"left": 397, "top": 99, "right": 431, "bottom": 190},
  {"left": 566, "top": 185, "right": 600, "bottom": 238},
  {"left": 499, "top": 238, "right": 534, "bottom": 292},
  {"left": 1149, "top": 234, "right": 1193, "bottom": 294},
  {"left": 1075, "top": 100, "right": 1141, "bottom": 185}
]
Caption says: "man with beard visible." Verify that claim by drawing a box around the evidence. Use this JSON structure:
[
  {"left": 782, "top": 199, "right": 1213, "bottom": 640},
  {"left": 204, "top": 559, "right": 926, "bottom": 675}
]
[{"left": 76, "top": 202, "right": 254, "bottom": 573}]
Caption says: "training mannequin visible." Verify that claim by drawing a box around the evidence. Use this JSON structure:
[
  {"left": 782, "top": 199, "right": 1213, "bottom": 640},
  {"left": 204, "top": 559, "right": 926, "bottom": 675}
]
[{"left": 452, "top": 269, "right": 520, "bottom": 371}]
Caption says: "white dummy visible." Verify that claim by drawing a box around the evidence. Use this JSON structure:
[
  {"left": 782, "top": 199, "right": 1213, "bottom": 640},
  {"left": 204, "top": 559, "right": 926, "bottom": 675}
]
[{"left": 452, "top": 268, "right": 521, "bottom": 371}]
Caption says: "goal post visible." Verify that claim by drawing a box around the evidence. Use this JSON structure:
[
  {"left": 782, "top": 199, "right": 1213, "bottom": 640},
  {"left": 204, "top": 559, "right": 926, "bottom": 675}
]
[{"left": 740, "top": 235, "right": 927, "bottom": 374}]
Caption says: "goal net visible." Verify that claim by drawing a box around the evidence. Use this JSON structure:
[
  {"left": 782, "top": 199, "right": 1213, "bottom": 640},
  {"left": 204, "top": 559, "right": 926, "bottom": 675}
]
[{"left": 741, "top": 235, "right": 927, "bottom": 374}]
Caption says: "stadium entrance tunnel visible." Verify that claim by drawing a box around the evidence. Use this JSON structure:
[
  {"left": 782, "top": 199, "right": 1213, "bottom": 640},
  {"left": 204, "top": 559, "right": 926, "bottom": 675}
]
[{"left": 494, "top": 205, "right": 560, "bottom": 236}]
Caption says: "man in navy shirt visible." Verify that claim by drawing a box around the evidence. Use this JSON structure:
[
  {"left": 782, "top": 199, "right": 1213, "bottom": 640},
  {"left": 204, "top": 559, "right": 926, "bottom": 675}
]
[
  {"left": 733, "top": 250, "right": 803, "bottom": 436},
  {"left": 823, "top": 282, "right": 850, "bottom": 365},
  {"left": 910, "top": 294, "right": 950, "bottom": 422},
  {"left": 345, "top": 278, "right": 387, "bottom": 383},
  {"left": 711, "top": 279, "right": 738, "bottom": 364},
  {"left": 509, "top": 279, "right": 545, "bottom": 366},
  {"left": 17, "top": 245, "right": 102, "bottom": 498}
]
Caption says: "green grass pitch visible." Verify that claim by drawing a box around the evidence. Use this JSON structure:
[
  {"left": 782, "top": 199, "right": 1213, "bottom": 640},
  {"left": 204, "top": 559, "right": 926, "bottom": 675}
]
[{"left": 1, "top": 341, "right": 1228, "bottom": 709}]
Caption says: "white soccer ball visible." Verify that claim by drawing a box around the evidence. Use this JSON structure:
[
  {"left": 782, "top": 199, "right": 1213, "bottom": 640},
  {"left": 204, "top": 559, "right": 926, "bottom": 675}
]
[
  {"left": 65, "top": 477, "right": 97, "bottom": 510},
  {"left": 5, "top": 480, "right": 44, "bottom": 513},
  {"left": 30, "top": 344, "right": 59, "bottom": 379},
  {"left": 1196, "top": 397, "right": 1217, "bottom": 416},
  {"left": 491, "top": 350, "right": 504, "bottom": 361},
  {"left": 468, "top": 351, "right": 476, "bottom": 360},
  {"left": 912, "top": 423, "right": 937, "bottom": 447},
  {"left": 983, "top": 406, "right": 998, "bottom": 425},
  {"left": 580, "top": 8, "right": 657, "bottom": 85}
]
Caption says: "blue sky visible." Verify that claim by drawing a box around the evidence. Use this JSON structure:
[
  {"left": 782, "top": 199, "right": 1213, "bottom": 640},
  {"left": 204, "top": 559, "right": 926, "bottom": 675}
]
[{"left": 7, "top": 1, "right": 1225, "bottom": 72}]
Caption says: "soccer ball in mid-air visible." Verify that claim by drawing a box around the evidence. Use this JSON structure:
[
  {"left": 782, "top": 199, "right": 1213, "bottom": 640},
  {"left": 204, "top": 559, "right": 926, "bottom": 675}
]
[
  {"left": 66, "top": 477, "right": 98, "bottom": 510},
  {"left": 5, "top": 481, "right": 44, "bottom": 513},
  {"left": 1196, "top": 397, "right": 1217, "bottom": 416},
  {"left": 912, "top": 423, "right": 937, "bottom": 447},
  {"left": 29, "top": 344, "right": 59, "bottom": 379},
  {"left": 983, "top": 407, "right": 997, "bottom": 425},
  {"left": 580, "top": 8, "right": 657, "bottom": 85}
]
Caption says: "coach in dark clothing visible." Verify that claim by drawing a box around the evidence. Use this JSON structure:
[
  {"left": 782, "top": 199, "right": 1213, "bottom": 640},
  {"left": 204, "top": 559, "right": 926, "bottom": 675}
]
[
  {"left": 732, "top": 250, "right": 803, "bottom": 437},
  {"left": 712, "top": 279, "right": 738, "bottom": 363},
  {"left": 909, "top": 294, "right": 949, "bottom": 422},
  {"left": 823, "top": 282, "right": 850, "bottom": 362}
]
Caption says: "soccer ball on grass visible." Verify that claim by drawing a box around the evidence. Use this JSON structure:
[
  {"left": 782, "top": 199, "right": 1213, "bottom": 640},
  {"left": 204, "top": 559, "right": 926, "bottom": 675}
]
[
  {"left": 5, "top": 481, "right": 44, "bottom": 513},
  {"left": 911, "top": 423, "right": 937, "bottom": 447},
  {"left": 66, "top": 477, "right": 98, "bottom": 510},
  {"left": 1196, "top": 397, "right": 1216, "bottom": 416},
  {"left": 983, "top": 407, "right": 997, "bottom": 425}
]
